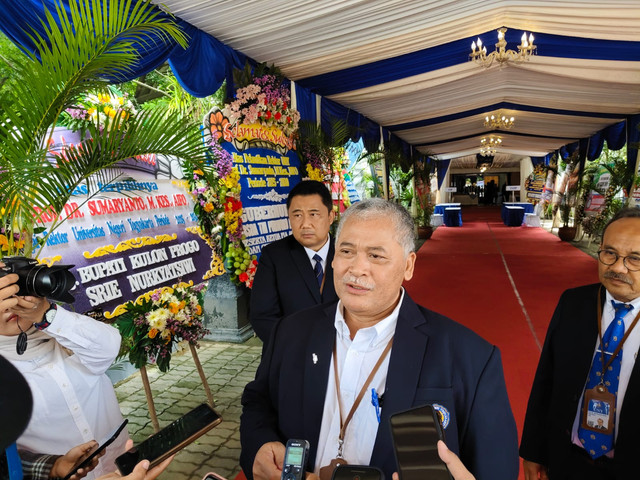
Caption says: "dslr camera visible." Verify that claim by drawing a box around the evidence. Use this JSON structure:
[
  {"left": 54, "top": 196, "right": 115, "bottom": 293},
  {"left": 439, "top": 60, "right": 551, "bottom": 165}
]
[{"left": 0, "top": 256, "right": 76, "bottom": 303}]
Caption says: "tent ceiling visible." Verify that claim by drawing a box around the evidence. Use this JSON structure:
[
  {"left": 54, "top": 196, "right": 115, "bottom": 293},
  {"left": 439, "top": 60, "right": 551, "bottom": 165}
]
[{"left": 155, "top": 0, "right": 640, "bottom": 164}]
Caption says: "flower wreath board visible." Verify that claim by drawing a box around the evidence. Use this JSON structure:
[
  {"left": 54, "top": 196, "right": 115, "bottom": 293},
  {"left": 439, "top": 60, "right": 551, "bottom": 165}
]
[{"left": 201, "top": 74, "right": 302, "bottom": 261}]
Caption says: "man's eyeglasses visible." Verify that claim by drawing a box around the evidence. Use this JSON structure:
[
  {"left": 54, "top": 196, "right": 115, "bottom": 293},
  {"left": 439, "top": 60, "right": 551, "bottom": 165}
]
[{"left": 597, "top": 249, "right": 640, "bottom": 272}]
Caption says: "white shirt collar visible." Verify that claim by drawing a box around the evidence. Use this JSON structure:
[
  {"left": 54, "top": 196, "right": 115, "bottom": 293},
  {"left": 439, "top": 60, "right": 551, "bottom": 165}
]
[
  {"left": 303, "top": 234, "right": 331, "bottom": 266},
  {"left": 334, "top": 288, "right": 405, "bottom": 347}
]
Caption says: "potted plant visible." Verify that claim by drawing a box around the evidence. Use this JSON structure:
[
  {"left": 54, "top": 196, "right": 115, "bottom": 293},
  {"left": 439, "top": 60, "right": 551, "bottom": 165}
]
[
  {"left": 413, "top": 155, "right": 436, "bottom": 239},
  {"left": 558, "top": 195, "right": 577, "bottom": 241},
  {"left": 417, "top": 202, "right": 434, "bottom": 239}
]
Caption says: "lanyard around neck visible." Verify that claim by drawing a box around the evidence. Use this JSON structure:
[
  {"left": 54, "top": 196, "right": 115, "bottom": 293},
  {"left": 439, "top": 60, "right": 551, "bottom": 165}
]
[{"left": 332, "top": 337, "right": 393, "bottom": 456}]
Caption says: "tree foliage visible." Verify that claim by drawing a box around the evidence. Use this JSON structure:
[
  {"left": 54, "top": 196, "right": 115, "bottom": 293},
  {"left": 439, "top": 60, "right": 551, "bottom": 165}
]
[{"left": 0, "top": 0, "right": 210, "bottom": 258}]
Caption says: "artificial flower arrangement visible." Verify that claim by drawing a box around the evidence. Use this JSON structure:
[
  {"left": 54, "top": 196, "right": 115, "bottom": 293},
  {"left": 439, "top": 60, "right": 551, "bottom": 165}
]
[
  {"left": 185, "top": 136, "right": 258, "bottom": 288},
  {"left": 115, "top": 282, "right": 210, "bottom": 373},
  {"left": 59, "top": 86, "right": 137, "bottom": 134},
  {"left": 300, "top": 136, "right": 333, "bottom": 182},
  {"left": 222, "top": 74, "right": 300, "bottom": 137}
]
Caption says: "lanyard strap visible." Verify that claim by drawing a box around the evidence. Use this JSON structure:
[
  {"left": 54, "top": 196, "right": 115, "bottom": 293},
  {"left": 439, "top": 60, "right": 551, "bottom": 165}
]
[
  {"left": 596, "top": 286, "right": 640, "bottom": 378},
  {"left": 333, "top": 337, "right": 393, "bottom": 454}
]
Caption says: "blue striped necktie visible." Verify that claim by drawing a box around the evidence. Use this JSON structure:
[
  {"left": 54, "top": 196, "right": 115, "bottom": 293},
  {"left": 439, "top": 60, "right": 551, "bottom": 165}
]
[
  {"left": 313, "top": 253, "right": 323, "bottom": 287},
  {"left": 578, "top": 300, "right": 632, "bottom": 458}
]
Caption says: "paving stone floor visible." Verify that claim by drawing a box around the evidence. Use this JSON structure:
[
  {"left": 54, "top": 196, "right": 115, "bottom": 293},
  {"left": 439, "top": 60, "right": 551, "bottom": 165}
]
[{"left": 115, "top": 339, "right": 262, "bottom": 480}]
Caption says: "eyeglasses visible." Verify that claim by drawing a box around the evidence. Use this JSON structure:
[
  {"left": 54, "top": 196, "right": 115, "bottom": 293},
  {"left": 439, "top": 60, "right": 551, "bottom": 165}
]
[{"left": 597, "top": 249, "right": 640, "bottom": 272}]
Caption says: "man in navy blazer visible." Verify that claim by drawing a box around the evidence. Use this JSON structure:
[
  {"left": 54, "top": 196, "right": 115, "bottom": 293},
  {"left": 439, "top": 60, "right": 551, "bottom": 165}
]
[
  {"left": 250, "top": 180, "right": 338, "bottom": 343},
  {"left": 521, "top": 208, "right": 640, "bottom": 479},
  {"left": 241, "top": 199, "right": 519, "bottom": 480}
]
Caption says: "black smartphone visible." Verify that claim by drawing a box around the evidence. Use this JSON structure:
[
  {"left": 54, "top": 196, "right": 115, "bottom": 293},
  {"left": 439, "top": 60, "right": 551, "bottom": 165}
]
[
  {"left": 202, "top": 473, "right": 228, "bottom": 480},
  {"left": 389, "top": 404, "right": 452, "bottom": 480},
  {"left": 280, "top": 439, "right": 309, "bottom": 480},
  {"left": 115, "top": 403, "right": 222, "bottom": 475},
  {"left": 331, "top": 465, "right": 384, "bottom": 480},
  {"left": 63, "top": 419, "right": 129, "bottom": 480}
]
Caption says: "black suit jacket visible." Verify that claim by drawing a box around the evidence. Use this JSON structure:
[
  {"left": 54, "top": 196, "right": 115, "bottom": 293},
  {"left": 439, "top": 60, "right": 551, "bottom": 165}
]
[
  {"left": 520, "top": 283, "right": 640, "bottom": 478},
  {"left": 240, "top": 294, "right": 519, "bottom": 480},
  {"left": 249, "top": 234, "right": 337, "bottom": 342}
]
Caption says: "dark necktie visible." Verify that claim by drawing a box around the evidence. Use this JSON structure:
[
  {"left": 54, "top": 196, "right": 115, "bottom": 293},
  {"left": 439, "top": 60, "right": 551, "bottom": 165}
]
[
  {"left": 313, "top": 253, "right": 323, "bottom": 287},
  {"left": 578, "top": 300, "right": 632, "bottom": 458}
]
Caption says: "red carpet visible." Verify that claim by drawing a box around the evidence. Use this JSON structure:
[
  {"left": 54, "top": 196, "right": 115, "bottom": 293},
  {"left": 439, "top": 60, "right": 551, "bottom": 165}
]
[{"left": 404, "top": 205, "right": 598, "bottom": 477}]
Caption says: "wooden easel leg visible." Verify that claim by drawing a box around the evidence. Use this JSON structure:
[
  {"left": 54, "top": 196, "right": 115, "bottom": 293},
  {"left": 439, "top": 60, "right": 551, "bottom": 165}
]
[
  {"left": 140, "top": 365, "right": 160, "bottom": 433},
  {"left": 190, "top": 343, "right": 216, "bottom": 408}
]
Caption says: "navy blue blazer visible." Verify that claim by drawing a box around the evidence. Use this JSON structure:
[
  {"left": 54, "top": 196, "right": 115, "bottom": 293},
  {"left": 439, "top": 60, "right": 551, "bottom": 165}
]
[
  {"left": 520, "top": 283, "right": 640, "bottom": 478},
  {"left": 240, "top": 294, "right": 519, "bottom": 480},
  {"left": 249, "top": 234, "right": 337, "bottom": 342}
]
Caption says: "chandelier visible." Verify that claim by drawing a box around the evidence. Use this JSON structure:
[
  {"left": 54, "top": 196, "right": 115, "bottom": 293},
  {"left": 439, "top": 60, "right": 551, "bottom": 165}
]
[
  {"left": 484, "top": 112, "right": 515, "bottom": 130},
  {"left": 470, "top": 28, "right": 536, "bottom": 68},
  {"left": 480, "top": 136, "right": 502, "bottom": 156}
]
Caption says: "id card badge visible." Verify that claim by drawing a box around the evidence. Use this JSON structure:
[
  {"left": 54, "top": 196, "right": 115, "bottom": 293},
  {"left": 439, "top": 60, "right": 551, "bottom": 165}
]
[{"left": 581, "top": 386, "right": 615, "bottom": 435}]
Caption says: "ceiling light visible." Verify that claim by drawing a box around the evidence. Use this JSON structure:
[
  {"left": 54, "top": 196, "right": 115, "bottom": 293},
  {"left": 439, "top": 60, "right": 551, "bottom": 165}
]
[
  {"left": 484, "top": 112, "right": 515, "bottom": 130},
  {"left": 470, "top": 28, "right": 536, "bottom": 68},
  {"left": 480, "top": 136, "right": 502, "bottom": 156}
]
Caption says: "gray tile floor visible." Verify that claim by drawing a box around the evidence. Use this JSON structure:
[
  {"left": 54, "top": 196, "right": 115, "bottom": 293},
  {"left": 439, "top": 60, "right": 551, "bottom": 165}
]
[{"left": 115, "top": 338, "right": 262, "bottom": 480}]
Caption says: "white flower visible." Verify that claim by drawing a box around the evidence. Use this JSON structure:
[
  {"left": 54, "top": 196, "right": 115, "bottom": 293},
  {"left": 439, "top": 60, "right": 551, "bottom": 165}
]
[{"left": 147, "top": 308, "right": 170, "bottom": 331}]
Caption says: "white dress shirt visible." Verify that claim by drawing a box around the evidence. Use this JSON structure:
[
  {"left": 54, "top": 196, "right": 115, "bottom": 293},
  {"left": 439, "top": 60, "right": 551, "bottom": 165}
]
[
  {"left": 1, "top": 307, "right": 129, "bottom": 478},
  {"left": 303, "top": 234, "right": 331, "bottom": 273},
  {"left": 314, "top": 289, "right": 404, "bottom": 473},
  {"left": 571, "top": 291, "right": 640, "bottom": 450}
]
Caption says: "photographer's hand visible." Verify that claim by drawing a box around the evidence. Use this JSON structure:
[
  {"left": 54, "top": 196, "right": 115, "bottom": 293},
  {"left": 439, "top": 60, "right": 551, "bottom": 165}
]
[
  {"left": 0, "top": 270, "right": 20, "bottom": 311},
  {"left": 11, "top": 295, "right": 49, "bottom": 325}
]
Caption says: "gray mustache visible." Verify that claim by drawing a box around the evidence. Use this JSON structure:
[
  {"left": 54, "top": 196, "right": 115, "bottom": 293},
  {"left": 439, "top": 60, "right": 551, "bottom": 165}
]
[
  {"left": 341, "top": 274, "right": 374, "bottom": 290},
  {"left": 604, "top": 271, "right": 633, "bottom": 285}
]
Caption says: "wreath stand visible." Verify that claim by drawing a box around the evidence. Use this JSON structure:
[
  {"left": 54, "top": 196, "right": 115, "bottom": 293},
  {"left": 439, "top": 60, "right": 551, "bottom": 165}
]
[{"left": 139, "top": 343, "right": 215, "bottom": 432}]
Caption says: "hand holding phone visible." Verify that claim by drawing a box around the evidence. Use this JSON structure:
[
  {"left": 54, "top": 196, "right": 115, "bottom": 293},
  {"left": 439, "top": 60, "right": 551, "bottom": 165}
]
[
  {"left": 115, "top": 403, "right": 222, "bottom": 475},
  {"left": 389, "top": 404, "right": 452, "bottom": 480},
  {"left": 63, "top": 419, "right": 129, "bottom": 480}
]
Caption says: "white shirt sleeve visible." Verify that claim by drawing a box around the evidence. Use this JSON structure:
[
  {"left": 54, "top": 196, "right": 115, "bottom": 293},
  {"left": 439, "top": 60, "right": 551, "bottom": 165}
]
[{"left": 43, "top": 306, "right": 121, "bottom": 376}]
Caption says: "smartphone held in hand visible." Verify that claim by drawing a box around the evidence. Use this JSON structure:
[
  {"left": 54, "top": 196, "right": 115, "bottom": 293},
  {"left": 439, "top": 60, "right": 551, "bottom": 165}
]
[
  {"left": 115, "top": 403, "right": 222, "bottom": 475},
  {"left": 389, "top": 404, "right": 452, "bottom": 480},
  {"left": 63, "top": 419, "right": 129, "bottom": 480}
]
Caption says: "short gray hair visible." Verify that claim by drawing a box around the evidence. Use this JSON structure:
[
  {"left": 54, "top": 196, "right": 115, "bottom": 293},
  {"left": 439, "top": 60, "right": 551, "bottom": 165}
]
[
  {"left": 601, "top": 207, "right": 640, "bottom": 240},
  {"left": 335, "top": 198, "right": 415, "bottom": 257}
]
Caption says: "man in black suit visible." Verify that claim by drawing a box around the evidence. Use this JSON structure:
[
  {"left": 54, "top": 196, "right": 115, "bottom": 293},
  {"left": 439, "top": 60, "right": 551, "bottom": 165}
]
[
  {"left": 250, "top": 180, "right": 338, "bottom": 343},
  {"left": 521, "top": 208, "right": 640, "bottom": 479},
  {"left": 241, "top": 198, "right": 519, "bottom": 480}
]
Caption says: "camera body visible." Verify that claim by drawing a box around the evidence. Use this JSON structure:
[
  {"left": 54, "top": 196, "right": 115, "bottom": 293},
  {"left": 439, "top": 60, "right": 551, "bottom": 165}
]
[{"left": 0, "top": 256, "right": 76, "bottom": 303}]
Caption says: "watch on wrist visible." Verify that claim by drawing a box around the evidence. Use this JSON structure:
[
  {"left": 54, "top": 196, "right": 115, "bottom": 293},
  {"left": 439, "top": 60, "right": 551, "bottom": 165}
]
[{"left": 34, "top": 303, "right": 57, "bottom": 330}]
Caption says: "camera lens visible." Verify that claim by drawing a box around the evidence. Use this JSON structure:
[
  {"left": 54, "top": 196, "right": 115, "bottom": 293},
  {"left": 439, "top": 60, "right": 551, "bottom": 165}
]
[{"left": 2, "top": 256, "right": 76, "bottom": 303}]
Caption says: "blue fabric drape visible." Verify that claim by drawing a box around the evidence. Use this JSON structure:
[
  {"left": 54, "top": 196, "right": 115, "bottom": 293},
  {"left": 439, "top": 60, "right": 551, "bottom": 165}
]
[
  {"left": 0, "top": 0, "right": 186, "bottom": 82},
  {"left": 295, "top": 83, "right": 317, "bottom": 124},
  {"left": 169, "top": 24, "right": 246, "bottom": 98},
  {"left": 2, "top": 1, "right": 637, "bottom": 188},
  {"left": 626, "top": 115, "right": 640, "bottom": 179},
  {"left": 437, "top": 160, "right": 451, "bottom": 189},
  {"left": 0, "top": 0, "right": 245, "bottom": 97},
  {"left": 530, "top": 154, "right": 552, "bottom": 166},
  {"left": 390, "top": 102, "right": 624, "bottom": 132},
  {"left": 297, "top": 28, "right": 640, "bottom": 97}
]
